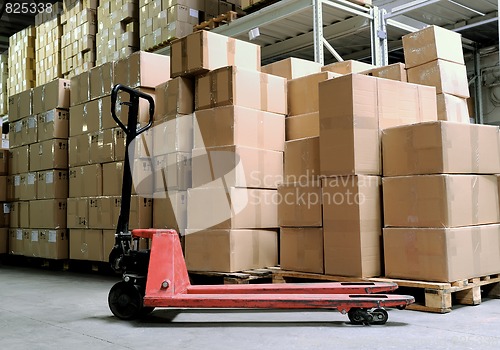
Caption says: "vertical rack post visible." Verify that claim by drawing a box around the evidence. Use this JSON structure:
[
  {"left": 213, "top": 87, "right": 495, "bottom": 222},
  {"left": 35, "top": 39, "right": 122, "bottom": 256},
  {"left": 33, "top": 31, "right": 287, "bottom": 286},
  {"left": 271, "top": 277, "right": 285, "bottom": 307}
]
[
  {"left": 313, "top": 0, "right": 324, "bottom": 65},
  {"left": 371, "top": 6, "right": 388, "bottom": 66}
]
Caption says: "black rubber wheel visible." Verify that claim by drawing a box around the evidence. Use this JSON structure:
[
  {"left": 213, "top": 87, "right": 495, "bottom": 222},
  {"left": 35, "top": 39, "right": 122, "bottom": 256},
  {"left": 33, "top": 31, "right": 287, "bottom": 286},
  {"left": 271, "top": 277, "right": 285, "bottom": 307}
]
[
  {"left": 370, "top": 308, "right": 389, "bottom": 325},
  {"left": 108, "top": 281, "right": 144, "bottom": 320},
  {"left": 140, "top": 306, "right": 156, "bottom": 317},
  {"left": 347, "top": 308, "right": 367, "bottom": 325}
]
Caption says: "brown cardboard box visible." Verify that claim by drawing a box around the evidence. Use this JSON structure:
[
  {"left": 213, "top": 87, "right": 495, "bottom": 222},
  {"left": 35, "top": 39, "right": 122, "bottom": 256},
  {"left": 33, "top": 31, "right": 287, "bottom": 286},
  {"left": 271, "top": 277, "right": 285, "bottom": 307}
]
[
  {"left": 89, "top": 196, "right": 153, "bottom": 230},
  {"left": 364, "top": 63, "right": 407, "bottom": 82},
  {"left": 153, "top": 190, "right": 188, "bottom": 234},
  {"left": 111, "top": 88, "right": 156, "bottom": 126},
  {"left": 39, "top": 229, "right": 68, "bottom": 259},
  {"left": 286, "top": 112, "right": 319, "bottom": 140},
  {"left": 155, "top": 77, "right": 194, "bottom": 119},
  {"left": 402, "top": 25, "right": 464, "bottom": 69},
  {"left": 8, "top": 202, "right": 19, "bottom": 228},
  {"left": 68, "top": 134, "right": 90, "bottom": 167},
  {"left": 321, "top": 60, "right": 374, "bottom": 75},
  {"left": 113, "top": 128, "right": 126, "bottom": 161},
  {"left": 9, "top": 120, "right": 23, "bottom": 148},
  {"left": 167, "top": 4, "right": 199, "bottom": 25},
  {"left": 383, "top": 175, "right": 500, "bottom": 228},
  {"left": 19, "top": 173, "right": 37, "bottom": 201},
  {"left": 195, "top": 66, "right": 287, "bottom": 115},
  {"left": 8, "top": 93, "right": 20, "bottom": 121},
  {"left": 194, "top": 106, "right": 285, "bottom": 151},
  {"left": 192, "top": 146, "right": 283, "bottom": 189},
  {"left": 154, "top": 153, "right": 192, "bottom": 192},
  {"left": 319, "top": 74, "right": 379, "bottom": 176},
  {"left": 102, "top": 160, "right": 153, "bottom": 196},
  {"left": 277, "top": 182, "right": 322, "bottom": 227},
  {"left": 37, "top": 170, "right": 68, "bottom": 199},
  {"left": 152, "top": 116, "right": 193, "bottom": 157},
  {"left": 384, "top": 224, "right": 500, "bottom": 282},
  {"left": 102, "top": 229, "right": 116, "bottom": 262},
  {"left": 287, "top": 72, "right": 338, "bottom": 116},
  {"left": 261, "top": 58, "right": 322, "bottom": 80},
  {"left": 30, "top": 199, "right": 67, "bottom": 229},
  {"left": 12, "top": 175, "right": 21, "bottom": 201},
  {"left": 7, "top": 177, "right": 14, "bottom": 202},
  {"left": 67, "top": 197, "right": 89, "bottom": 229},
  {"left": 29, "top": 139, "right": 68, "bottom": 171},
  {"left": 21, "top": 116, "right": 38, "bottom": 145},
  {"left": 0, "top": 149, "right": 8, "bottom": 175},
  {"left": 102, "top": 162, "right": 126, "bottom": 196},
  {"left": 187, "top": 187, "right": 278, "bottom": 229},
  {"left": 90, "top": 62, "right": 114, "bottom": 99},
  {"left": 407, "top": 59, "right": 469, "bottom": 98},
  {"left": 70, "top": 71, "right": 90, "bottom": 106},
  {"left": 170, "top": 30, "right": 260, "bottom": 78},
  {"left": 10, "top": 146, "right": 29, "bottom": 174},
  {"left": 89, "top": 129, "right": 114, "bottom": 164},
  {"left": 69, "top": 164, "right": 103, "bottom": 198},
  {"left": 37, "top": 109, "right": 69, "bottom": 141},
  {"left": 184, "top": 229, "right": 278, "bottom": 272},
  {"left": 0, "top": 176, "right": 6, "bottom": 202},
  {"left": 322, "top": 175, "right": 382, "bottom": 277},
  {"left": 10, "top": 201, "right": 30, "bottom": 228},
  {"left": 0, "top": 228, "right": 7, "bottom": 253},
  {"left": 19, "top": 89, "right": 33, "bottom": 120},
  {"left": 436, "top": 93, "right": 470, "bottom": 123},
  {"left": 33, "top": 79, "right": 70, "bottom": 114},
  {"left": 69, "top": 102, "right": 99, "bottom": 137},
  {"left": 114, "top": 51, "right": 170, "bottom": 89},
  {"left": 382, "top": 121, "right": 500, "bottom": 176},
  {"left": 0, "top": 203, "right": 10, "bottom": 227},
  {"left": 284, "top": 137, "right": 319, "bottom": 180},
  {"left": 9, "top": 229, "right": 24, "bottom": 255},
  {"left": 280, "top": 227, "right": 323, "bottom": 274},
  {"left": 19, "top": 201, "right": 30, "bottom": 228},
  {"left": 23, "top": 229, "right": 41, "bottom": 257},
  {"left": 69, "top": 229, "right": 103, "bottom": 261}
]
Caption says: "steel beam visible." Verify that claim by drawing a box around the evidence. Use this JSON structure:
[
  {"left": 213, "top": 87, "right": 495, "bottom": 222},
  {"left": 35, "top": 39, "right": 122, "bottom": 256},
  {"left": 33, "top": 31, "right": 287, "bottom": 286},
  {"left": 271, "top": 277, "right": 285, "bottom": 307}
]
[
  {"left": 313, "top": 0, "right": 324, "bottom": 64},
  {"left": 384, "top": 0, "right": 442, "bottom": 19},
  {"left": 322, "top": 0, "right": 372, "bottom": 19},
  {"left": 474, "top": 46, "right": 484, "bottom": 124},
  {"left": 322, "top": 37, "right": 343, "bottom": 61}
]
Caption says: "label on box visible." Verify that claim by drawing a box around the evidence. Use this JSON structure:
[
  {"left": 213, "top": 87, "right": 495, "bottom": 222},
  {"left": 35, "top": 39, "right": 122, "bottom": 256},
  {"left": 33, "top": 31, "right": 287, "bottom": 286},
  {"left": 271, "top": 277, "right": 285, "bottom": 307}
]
[
  {"left": 46, "top": 172, "right": 54, "bottom": 184},
  {"left": 46, "top": 110, "right": 55, "bottom": 122},
  {"left": 14, "top": 175, "right": 20, "bottom": 186},
  {"left": 16, "top": 229, "right": 22, "bottom": 240},
  {"left": 31, "top": 230, "right": 38, "bottom": 242},
  {"left": 15, "top": 122, "right": 21, "bottom": 132},
  {"left": 2, "top": 139, "right": 9, "bottom": 149},
  {"left": 189, "top": 9, "right": 198, "bottom": 18},
  {"left": 28, "top": 173, "right": 36, "bottom": 185},
  {"left": 28, "top": 117, "right": 36, "bottom": 129},
  {"left": 48, "top": 230, "right": 56, "bottom": 243},
  {"left": 3, "top": 203, "right": 10, "bottom": 214}
]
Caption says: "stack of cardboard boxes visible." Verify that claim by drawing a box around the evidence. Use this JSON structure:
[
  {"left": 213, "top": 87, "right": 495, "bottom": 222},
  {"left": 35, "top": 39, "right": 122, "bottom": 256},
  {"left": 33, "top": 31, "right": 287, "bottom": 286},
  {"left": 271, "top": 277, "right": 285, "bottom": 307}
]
[
  {"left": 404, "top": 25, "right": 470, "bottom": 123},
  {"left": 0, "top": 143, "right": 8, "bottom": 254},
  {"left": 35, "top": 3, "right": 64, "bottom": 86},
  {"left": 61, "top": 0, "right": 97, "bottom": 78},
  {"left": 7, "top": 26, "right": 36, "bottom": 96},
  {"left": 0, "top": 54, "right": 7, "bottom": 116},
  {"left": 96, "top": 0, "right": 140, "bottom": 65}
]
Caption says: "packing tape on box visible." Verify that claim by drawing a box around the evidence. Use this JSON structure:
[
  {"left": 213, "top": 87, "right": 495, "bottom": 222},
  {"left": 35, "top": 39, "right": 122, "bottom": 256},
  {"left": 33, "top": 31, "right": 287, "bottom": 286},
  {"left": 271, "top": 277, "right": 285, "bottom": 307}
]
[
  {"left": 260, "top": 74, "right": 268, "bottom": 113},
  {"left": 471, "top": 176, "right": 479, "bottom": 225},
  {"left": 471, "top": 125, "right": 480, "bottom": 174},
  {"left": 471, "top": 226, "right": 482, "bottom": 277}
]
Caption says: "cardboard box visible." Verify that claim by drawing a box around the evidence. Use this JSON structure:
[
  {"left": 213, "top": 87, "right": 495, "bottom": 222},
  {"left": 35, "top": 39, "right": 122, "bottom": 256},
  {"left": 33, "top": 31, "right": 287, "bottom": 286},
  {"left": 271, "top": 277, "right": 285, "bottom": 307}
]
[
  {"left": 37, "top": 109, "right": 70, "bottom": 141},
  {"left": 284, "top": 137, "right": 319, "bottom": 180},
  {"left": 436, "top": 93, "right": 470, "bottom": 123},
  {"left": 407, "top": 59, "right": 469, "bottom": 98},
  {"left": 0, "top": 228, "right": 7, "bottom": 254},
  {"left": 7, "top": 177, "right": 14, "bottom": 202},
  {"left": 30, "top": 199, "right": 67, "bottom": 229},
  {"left": 102, "top": 229, "right": 116, "bottom": 262},
  {"left": 67, "top": 197, "right": 89, "bottom": 229},
  {"left": 402, "top": 25, "right": 464, "bottom": 69},
  {"left": 89, "top": 129, "right": 114, "bottom": 164},
  {"left": 0, "top": 149, "right": 8, "bottom": 175},
  {"left": 69, "top": 229, "right": 103, "bottom": 261},
  {"left": 9, "top": 201, "right": 30, "bottom": 228},
  {"left": 90, "top": 62, "right": 114, "bottom": 99},
  {"left": 68, "top": 134, "right": 90, "bottom": 167},
  {"left": 384, "top": 224, "right": 500, "bottom": 282},
  {"left": 319, "top": 74, "right": 379, "bottom": 176},
  {"left": 187, "top": 187, "right": 278, "bottom": 230},
  {"left": 153, "top": 153, "right": 192, "bottom": 192},
  {"left": 33, "top": 79, "right": 70, "bottom": 114},
  {"left": 153, "top": 190, "right": 188, "bottom": 234},
  {"left": 70, "top": 71, "right": 90, "bottom": 106},
  {"left": 9, "top": 120, "right": 23, "bottom": 148},
  {"left": 19, "top": 89, "right": 33, "bottom": 120},
  {"left": 155, "top": 77, "right": 194, "bottom": 119},
  {"left": 382, "top": 122, "right": 500, "bottom": 176},
  {"left": 322, "top": 175, "right": 382, "bottom": 277},
  {"left": 152, "top": 116, "right": 193, "bottom": 156},
  {"left": 277, "top": 182, "right": 322, "bottom": 227},
  {"left": 195, "top": 66, "right": 287, "bottom": 115},
  {"left": 114, "top": 51, "right": 170, "bottom": 88},
  {"left": 280, "top": 227, "right": 323, "bottom": 274},
  {"left": 9, "top": 229, "right": 24, "bottom": 255},
  {"left": 287, "top": 72, "right": 338, "bottom": 116},
  {"left": 89, "top": 196, "right": 153, "bottom": 230},
  {"left": 18, "top": 173, "right": 37, "bottom": 201},
  {"left": 29, "top": 139, "right": 68, "bottom": 171},
  {"left": 69, "top": 164, "right": 103, "bottom": 198},
  {"left": 184, "top": 229, "right": 278, "bottom": 272},
  {"left": 23, "top": 228, "right": 41, "bottom": 257},
  {"left": 21, "top": 116, "right": 38, "bottom": 145},
  {"left": 383, "top": 175, "right": 500, "bottom": 228},
  {"left": 364, "top": 63, "right": 407, "bottom": 82},
  {"left": 10, "top": 147, "right": 29, "bottom": 174},
  {"left": 0, "top": 203, "right": 10, "bottom": 227},
  {"left": 37, "top": 170, "right": 68, "bottom": 199},
  {"left": 102, "top": 160, "right": 153, "bottom": 196},
  {"left": 261, "top": 58, "right": 322, "bottom": 80},
  {"left": 93, "top": 95, "right": 114, "bottom": 130},
  {"left": 110, "top": 87, "right": 156, "bottom": 126},
  {"left": 286, "top": 112, "right": 319, "bottom": 140},
  {"left": 69, "top": 102, "right": 99, "bottom": 136},
  {"left": 194, "top": 106, "right": 285, "bottom": 151},
  {"left": 39, "top": 229, "right": 68, "bottom": 259},
  {"left": 170, "top": 30, "right": 261, "bottom": 78},
  {"left": 167, "top": 4, "right": 199, "bottom": 25},
  {"left": 321, "top": 60, "right": 374, "bottom": 75},
  {"left": 0, "top": 176, "right": 6, "bottom": 202},
  {"left": 192, "top": 146, "right": 283, "bottom": 189}
]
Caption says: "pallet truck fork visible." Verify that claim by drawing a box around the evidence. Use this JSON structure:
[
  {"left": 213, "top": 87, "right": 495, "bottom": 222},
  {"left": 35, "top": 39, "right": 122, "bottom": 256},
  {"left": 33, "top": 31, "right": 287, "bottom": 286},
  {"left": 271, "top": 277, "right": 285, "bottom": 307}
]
[{"left": 107, "top": 85, "right": 415, "bottom": 325}]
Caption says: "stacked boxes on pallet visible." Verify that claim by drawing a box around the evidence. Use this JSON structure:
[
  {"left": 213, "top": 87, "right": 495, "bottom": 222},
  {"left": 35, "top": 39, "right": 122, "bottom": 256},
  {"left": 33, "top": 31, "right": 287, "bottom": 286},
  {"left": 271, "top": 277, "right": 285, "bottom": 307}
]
[
  {"left": 7, "top": 26, "right": 36, "bottom": 95},
  {"left": 0, "top": 54, "right": 7, "bottom": 116},
  {"left": 0, "top": 142, "right": 8, "bottom": 254}
]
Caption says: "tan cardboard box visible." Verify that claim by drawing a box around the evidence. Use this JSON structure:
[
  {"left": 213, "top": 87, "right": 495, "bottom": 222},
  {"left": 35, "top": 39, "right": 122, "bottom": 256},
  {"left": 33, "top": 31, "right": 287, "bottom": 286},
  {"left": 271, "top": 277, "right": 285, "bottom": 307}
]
[
  {"left": 114, "top": 51, "right": 170, "bottom": 88},
  {"left": 10, "top": 201, "right": 30, "bottom": 228},
  {"left": 155, "top": 77, "right": 194, "bottom": 119},
  {"left": 0, "top": 228, "right": 7, "bottom": 253},
  {"left": 402, "top": 25, "right": 464, "bottom": 69},
  {"left": 154, "top": 153, "right": 192, "bottom": 192},
  {"left": 90, "top": 62, "right": 114, "bottom": 99},
  {"left": 407, "top": 59, "right": 470, "bottom": 98},
  {"left": 0, "top": 149, "right": 8, "bottom": 175},
  {"left": 67, "top": 197, "right": 89, "bottom": 229},
  {"left": 8, "top": 93, "right": 20, "bottom": 121},
  {"left": 21, "top": 116, "right": 38, "bottom": 145},
  {"left": 69, "top": 229, "right": 103, "bottom": 261},
  {"left": 280, "top": 227, "right": 324, "bottom": 274},
  {"left": 184, "top": 229, "right": 278, "bottom": 272},
  {"left": 89, "top": 129, "right": 114, "bottom": 164},
  {"left": 7, "top": 177, "right": 14, "bottom": 202},
  {"left": 102, "top": 160, "right": 153, "bottom": 196},
  {"left": 69, "top": 164, "right": 102, "bottom": 198},
  {"left": 153, "top": 190, "right": 188, "bottom": 234},
  {"left": 382, "top": 121, "right": 500, "bottom": 176},
  {"left": 8, "top": 202, "right": 19, "bottom": 228},
  {"left": 110, "top": 88, "right": 156, "bottom": 126},
  {"left": 436, "top": 93, "right": 470, "bottom": 123},
  {"left": 102, "top": 229, "right": 116, "bottom": 262},
  {"left": 192, "top": 146, "right": 283, "bottom": 189},
  {"left": 37, "top": 170, "right": 68, "bottom": 199},
  {"left": 285, "top": 112, "right": 319, "bottom": 141},
  {"left": 9, "top": 120, "right": 23, "bottom": 148},
  {"left": 195, "top": 66, "right": 287, "bottom": 115},
  {"left": 287, "top": 72, "right": 338, "bottom": 116},
  {"left": 95, "top": 95, "right": 114, "bottom": 130},
  {"left": 384, "top": 224, "right": 500, "bottom": 282},
  {"left": 19, "top": 173, "right": 37, "bottom": 201},
  {"left": 102, "top": 162, "right": 126, "bottom": 196},
  {"left": 33, "top": 78, "right": 70, "bottom": 114},
  {"left": 69, "top": 102, "right": 99, "bottom": 137},
  {"left": 167, "top": 4, "right": 199, "bottom": 25},
  {"left": 170, "top": 30, "right": 260, "bottom": 78},
  {"left": 277, "top": 182, "right": 322, "bottom": 227},
  {"left": 319, "top": 74, "right": 379, "bottom": 176},
  {"left": 322, "top": 175, "right": 382, "bottom": 277},
  {"left": 89, "top": 196, "right": 152, "bottom": 230},
  {"left": 0, "top": 203, "right": 10, "bottom": 227},
  {"left": 0, "top": 176, "right": 6, "bottom": 202},
  {"left": 19, "top": 201, "right": 30, "bottom": 228},
  {"left": 152, "top": 116, "right": 193, "bottom": 156},
  {"left": 23, "top": 229, "right": 41, "bottom": 257},
  {"left": 29, "top": 139, "right": 68, "bottom": 171},
  {"left": 261, "top": 57, "right": 322, "bottom": 80},
  {"left": 363, "top": 63, "right": 407, "bottom": 82},
  {"left": 194, "top": 106, "right": 285, "bottom": 151},
  {"left": 383, "top": 174, "right": 500, "bottom": 228},
  {"left": 12, "top": 175, "right": 20, "bottom": 201},
  {"left": 284, "top": 137, "right": 319, "bottom": 180},
  {"left": 321, "top": 60, "right": 374, "bottom": 75},
  {"left": 70, "top": 71, "right": 90, "bottom": 106},
  {"left": 37, "top": 109, "right": 69, "bottom": 141},
  {"left": 9, "top": 228, "right": 24, "bottom": 255},
  {"left": 187, "top": 187, "right": 278, "bottom": 229},
  {"left": 68, "top": 134, "right": 90, "bottom": 167},
  {"left": 39, "top": 229, "right": 68, "bottom": 259},
  {"left": 10, "top": 146, "right": 29, "bottom": 174},
  {"left": 19, "top": 89, "right": 33, "bottom": 120},
  {"left": 30, "top": 199, "right": 67, "bottom": 229}
]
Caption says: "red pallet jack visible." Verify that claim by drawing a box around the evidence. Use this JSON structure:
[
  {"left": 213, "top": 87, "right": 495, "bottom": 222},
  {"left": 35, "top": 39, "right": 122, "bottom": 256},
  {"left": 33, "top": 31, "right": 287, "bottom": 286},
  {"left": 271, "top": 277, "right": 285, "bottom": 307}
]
[{"left": 107, "top": 85, "right": 415, "bottom": 325}]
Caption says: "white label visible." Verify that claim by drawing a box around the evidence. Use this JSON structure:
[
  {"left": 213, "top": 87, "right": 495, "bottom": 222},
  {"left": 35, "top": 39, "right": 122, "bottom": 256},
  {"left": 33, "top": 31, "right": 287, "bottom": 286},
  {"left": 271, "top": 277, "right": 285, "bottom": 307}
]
[
  {"left": 14, "top": 175, "right": 20, "bottom": 186},
  {"left": 28, "top": 173, "right": 35, "bottom": 185},
  {"left": 2, "top": 140, "right": 9, "bottom": 149},
  {"left": 46, "top": 172, "right": 54, "bottom": 184},
  {"left": 46, "top": 110, "right": 55, "bottom": 122},
  {"left": 15, "top": 121, "right": 21, "bottom": 132},
  {"left": 16, "top": 229, "right": 22, "bottom": 240},
  {"left": 28, "top": 117, "right": 36, "bottom": 129},
  {"left": 3, "top": 203, "right": 10, "bottom": 214},
  {"left": 48, "top": 230, "right": 57, "bottom": 243},
  {"left": 31, "top": 230, "right": 39, "bottom": 242},
  {"left": 168, "top": 22, "right": 175, "bottom": 30},
  {"left": 189, "top": 9, "right": 199, "bottom": 18}
]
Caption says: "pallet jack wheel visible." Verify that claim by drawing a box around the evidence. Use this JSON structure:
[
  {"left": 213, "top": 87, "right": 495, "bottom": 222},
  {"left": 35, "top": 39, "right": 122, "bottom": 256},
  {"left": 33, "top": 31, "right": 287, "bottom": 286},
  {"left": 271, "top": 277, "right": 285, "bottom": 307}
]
[
  {"left": 370, "top": 308, "right": 389, "bottom": 325},
  {"left": 108, "top": 281, "right": 152, "bottom": 320},
  {"left": 347, "top": 308, "right": 372, "bottom": 325}
]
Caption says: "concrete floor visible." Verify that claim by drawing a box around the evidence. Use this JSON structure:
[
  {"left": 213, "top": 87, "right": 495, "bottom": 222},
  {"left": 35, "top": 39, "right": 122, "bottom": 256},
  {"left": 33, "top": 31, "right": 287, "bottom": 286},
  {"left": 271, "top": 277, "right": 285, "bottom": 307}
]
[{"left": 2, "top": 266, "right": 500, "bottom": 350}]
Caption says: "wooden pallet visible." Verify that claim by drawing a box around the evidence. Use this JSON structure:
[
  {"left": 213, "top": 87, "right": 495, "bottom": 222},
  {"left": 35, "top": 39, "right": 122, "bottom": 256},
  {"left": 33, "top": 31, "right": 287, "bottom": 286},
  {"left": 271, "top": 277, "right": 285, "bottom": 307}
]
[
  {"left": 189, "top": 268, "right": 274, "bottom": 285},
  {"left": 194, "top": 11, "right": 238, "bottom": 31}
]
